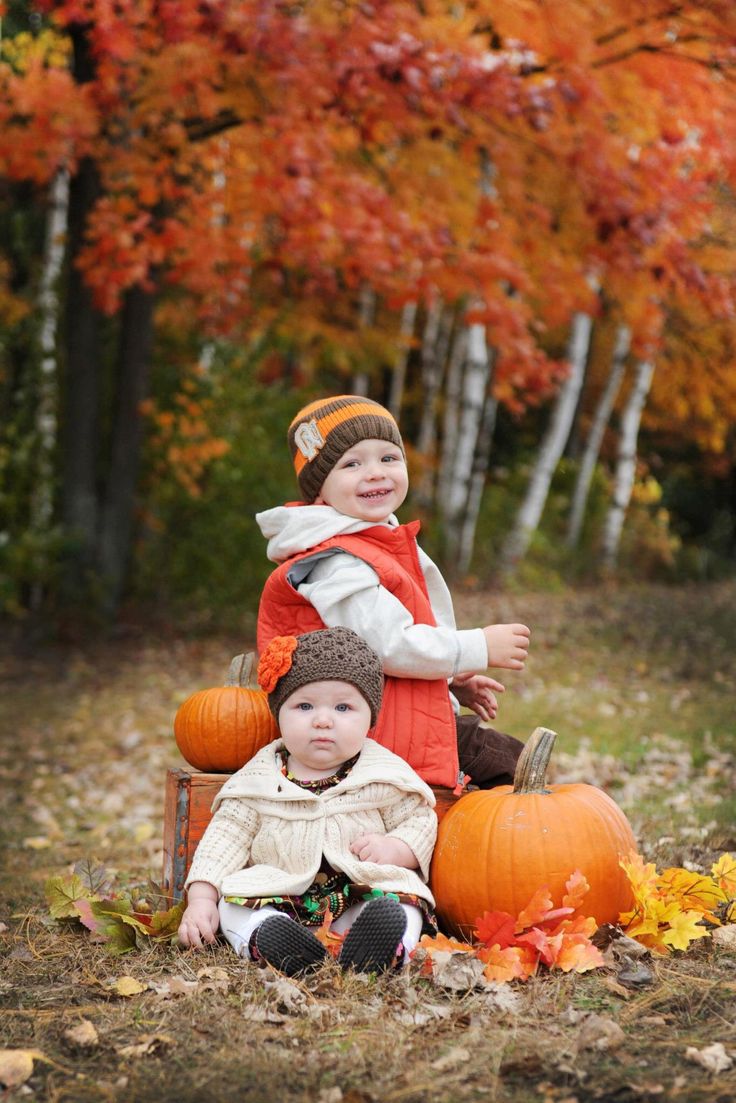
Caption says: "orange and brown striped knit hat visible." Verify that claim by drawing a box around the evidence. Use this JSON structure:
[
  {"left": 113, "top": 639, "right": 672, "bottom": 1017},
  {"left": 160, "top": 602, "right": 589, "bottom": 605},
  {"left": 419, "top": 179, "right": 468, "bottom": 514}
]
[{"left": 288, "top": 395, "right": 405, "bottom": 503}]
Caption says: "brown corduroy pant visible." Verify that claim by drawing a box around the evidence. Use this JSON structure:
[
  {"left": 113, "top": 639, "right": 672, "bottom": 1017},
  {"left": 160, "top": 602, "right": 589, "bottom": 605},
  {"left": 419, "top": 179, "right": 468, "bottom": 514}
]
[{"left": 455, "top": 715, "right": 524, "bottom": 789}]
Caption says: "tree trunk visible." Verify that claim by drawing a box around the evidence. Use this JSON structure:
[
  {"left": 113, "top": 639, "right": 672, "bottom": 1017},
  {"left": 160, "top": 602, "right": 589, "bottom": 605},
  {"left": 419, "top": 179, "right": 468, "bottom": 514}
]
[
  {"left": 352, "top": 284, "right": 375, "bottom": 396},
  {"left": 440, "top": 319, "right": 491, "bottom": 564},
  {"left": 59, "top": 24, "right": 104, "bottom": 606},
  {"left": 97, "top": 284, "right": 157, "bottom": 611},
  {"left": 31, "top": 169, "right": 69, "bottom": 533},
  {"left": 60, "top": 154, "right": 103, "bottom": 581},
  {"left": 601, "top": 358, "right": 655, "bottom": 569},
  {"left": 458, "top": 374, "right": 498, "bottom": 575},
  {"left": 387, "top": 300, "right": 417, "bottom": 419},
  {"left": 566, "top": 323, "right": 630, "bottom": 549},
  {"left": 28, "top": 169, "right": 70, "bottom": 610},
  {"left": 499, "top": 310, "right": 593, "bottom": 574}
]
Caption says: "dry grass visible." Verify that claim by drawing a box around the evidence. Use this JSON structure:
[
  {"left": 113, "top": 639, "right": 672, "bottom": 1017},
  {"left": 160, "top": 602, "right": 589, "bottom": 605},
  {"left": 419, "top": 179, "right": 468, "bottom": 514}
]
[{"left": 2, "top": 580, "right": 736, "bottom": 1102}]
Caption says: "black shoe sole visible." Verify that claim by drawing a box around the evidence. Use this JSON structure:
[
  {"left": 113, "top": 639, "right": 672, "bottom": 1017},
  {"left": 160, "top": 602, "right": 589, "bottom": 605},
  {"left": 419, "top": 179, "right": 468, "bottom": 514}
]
[
  {"left": 254, "top": 916, "right": 327, "bottom": 977},
  {"left": 338, "top": 897, "right": 407, "bottom": 974}
]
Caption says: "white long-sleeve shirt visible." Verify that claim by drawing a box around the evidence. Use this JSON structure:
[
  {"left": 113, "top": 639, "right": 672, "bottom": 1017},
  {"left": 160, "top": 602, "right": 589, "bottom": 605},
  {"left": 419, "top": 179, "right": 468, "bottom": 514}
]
[{"left": 256, "top": 504, "right": 489, "bottom": 682}]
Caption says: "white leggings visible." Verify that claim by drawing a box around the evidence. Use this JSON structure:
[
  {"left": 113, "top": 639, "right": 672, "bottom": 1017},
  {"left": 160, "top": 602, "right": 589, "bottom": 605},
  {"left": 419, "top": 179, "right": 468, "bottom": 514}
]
[{"left": 218, "top": 898, "right": 424, "bottom": 966}]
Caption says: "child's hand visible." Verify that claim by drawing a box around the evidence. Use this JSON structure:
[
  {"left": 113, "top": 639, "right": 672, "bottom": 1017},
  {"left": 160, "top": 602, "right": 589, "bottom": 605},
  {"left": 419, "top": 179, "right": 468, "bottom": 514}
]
[
  {"left": 178, "top": 881, "right": 220, "bottom": 949},
  {"left": 450, "top": 673, "right": 505, "bottom": 721},
  {"left": 482, "top": 623, "right": 530, "bottom": 671},
  {"left": 350, "top": 833, "right": 418, "bottom": 869}
]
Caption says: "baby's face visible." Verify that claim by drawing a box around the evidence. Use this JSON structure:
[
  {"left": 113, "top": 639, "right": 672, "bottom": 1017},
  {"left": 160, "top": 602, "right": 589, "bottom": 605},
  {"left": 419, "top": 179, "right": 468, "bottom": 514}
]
[
  {"left": 278, "top": 679, "right": 371, "bottom": 778},
  {"left": 314, "top": 438, "right": 408, "bottom": 522}
]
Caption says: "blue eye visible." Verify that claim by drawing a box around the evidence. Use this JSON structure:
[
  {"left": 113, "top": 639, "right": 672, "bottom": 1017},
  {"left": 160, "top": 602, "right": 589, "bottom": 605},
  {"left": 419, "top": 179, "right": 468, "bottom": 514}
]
[
  {"left": 297, "top": 702, "right": 312, "bottom": 711},
  {"left": 335, "top": 703, "right": 350, "bottom": 712}
]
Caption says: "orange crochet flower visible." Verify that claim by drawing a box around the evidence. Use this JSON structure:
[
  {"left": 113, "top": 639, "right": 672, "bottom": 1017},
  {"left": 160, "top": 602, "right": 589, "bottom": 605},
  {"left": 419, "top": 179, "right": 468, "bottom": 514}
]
[{"left": 257, "top": 635, "right": 299, "bottom": 694}]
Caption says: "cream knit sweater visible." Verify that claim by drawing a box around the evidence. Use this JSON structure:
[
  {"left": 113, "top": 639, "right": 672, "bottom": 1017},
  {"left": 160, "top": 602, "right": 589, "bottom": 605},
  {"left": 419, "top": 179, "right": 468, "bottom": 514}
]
[{"left": 185, "top": 738, "right": 438, "bottom": 905}]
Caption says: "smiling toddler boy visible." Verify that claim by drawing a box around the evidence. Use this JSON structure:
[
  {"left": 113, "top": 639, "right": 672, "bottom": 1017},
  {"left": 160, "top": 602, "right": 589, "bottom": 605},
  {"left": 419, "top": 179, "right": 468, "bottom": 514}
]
[{"left": 256, "top": 395, "right": 530, "bottom": 792}]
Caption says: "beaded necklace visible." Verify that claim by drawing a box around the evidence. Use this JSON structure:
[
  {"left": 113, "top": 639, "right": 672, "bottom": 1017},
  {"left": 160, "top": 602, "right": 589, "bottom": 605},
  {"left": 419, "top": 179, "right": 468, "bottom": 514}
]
[{"left": 278, "top": 748, "right": 360, "bottom": 793}]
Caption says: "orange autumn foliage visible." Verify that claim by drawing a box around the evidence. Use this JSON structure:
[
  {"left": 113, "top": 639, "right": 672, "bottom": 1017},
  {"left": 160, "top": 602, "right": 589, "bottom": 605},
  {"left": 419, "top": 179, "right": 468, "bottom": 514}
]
[
  {"left": 2, "top": 1, "right": 736, "bottom": 427},
  {"left": 618, "top": 852, "right": 736, "bottom": 954},
  {"left": 418, "top": 870, "right": 604, "bottom": 983}
]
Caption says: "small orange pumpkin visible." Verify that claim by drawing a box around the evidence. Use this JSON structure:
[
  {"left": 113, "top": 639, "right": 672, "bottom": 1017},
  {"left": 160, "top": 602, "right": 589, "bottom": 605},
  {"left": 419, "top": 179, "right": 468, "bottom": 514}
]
[
  {"left": 174, "top": 653, "right": 279, "bottom": 772},
  {"left": 430, "top": 726, "right": 637, "bottom": 936}
]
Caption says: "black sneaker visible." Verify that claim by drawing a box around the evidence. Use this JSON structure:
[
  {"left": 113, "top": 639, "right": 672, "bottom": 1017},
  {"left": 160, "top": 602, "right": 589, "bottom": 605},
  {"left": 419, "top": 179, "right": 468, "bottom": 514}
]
[
  {"left": 253, "top": 915, "right": 327, "bottom": 977},
  {"left": 338, "top": 897, "right": 407, "bottom": 974}
]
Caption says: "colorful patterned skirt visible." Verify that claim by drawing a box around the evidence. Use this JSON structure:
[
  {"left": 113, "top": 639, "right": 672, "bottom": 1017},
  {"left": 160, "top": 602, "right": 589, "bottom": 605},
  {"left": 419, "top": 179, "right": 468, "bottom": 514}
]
[{"left": 224, "top": 868, "right": 436, "bottom": 934}]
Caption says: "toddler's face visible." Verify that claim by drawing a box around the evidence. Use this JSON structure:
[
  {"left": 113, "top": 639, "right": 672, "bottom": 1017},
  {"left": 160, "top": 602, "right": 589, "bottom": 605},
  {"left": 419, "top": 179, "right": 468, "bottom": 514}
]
[
  {"left": 314, "top": 438, "right": 408, "bottom": 522},
  {"left": 278, "top": 679, "right": 372, "bottom": 778}
]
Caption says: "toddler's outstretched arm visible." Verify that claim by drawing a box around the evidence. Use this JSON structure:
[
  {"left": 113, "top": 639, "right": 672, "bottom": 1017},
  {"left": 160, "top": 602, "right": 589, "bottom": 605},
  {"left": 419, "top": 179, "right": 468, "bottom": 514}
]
[
  {"left": 178, "top": 880, "right": 220, "bottom": 949},
  {"left": 482, "top": 623, "right": 530, "bottom": 671},
  {"left": 350, "top": 834, "right": 419, "bottom": 869}
]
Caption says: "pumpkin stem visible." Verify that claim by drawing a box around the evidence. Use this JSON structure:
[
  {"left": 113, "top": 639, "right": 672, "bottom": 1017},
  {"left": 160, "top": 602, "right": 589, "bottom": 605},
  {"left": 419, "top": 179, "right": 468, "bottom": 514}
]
[
  {"left": 226, "top": 653, "right": 255, "bottom": 688},
  {"left": 512, "top": 726, "right": 558, "bottom": 794}
]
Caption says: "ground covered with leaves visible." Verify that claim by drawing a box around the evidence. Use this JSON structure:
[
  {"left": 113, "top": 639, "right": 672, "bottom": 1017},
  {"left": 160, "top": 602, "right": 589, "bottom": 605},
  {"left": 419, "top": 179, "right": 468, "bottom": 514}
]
[{"left": 2, "top": 581, "right": 735, "bottom": 1103}]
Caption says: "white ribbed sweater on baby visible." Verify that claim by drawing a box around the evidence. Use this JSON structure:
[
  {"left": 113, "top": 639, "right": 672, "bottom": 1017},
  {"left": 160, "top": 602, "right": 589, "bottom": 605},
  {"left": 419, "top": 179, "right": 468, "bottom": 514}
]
[{"left": 185, "top": 738, "right": 438, "bottom": 905}]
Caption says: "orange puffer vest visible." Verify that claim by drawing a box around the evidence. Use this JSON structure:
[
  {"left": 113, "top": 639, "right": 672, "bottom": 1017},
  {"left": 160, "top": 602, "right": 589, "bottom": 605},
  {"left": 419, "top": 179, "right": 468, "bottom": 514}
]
[{"left": 257, "top": 522, "right": 459, "bottom": 788}]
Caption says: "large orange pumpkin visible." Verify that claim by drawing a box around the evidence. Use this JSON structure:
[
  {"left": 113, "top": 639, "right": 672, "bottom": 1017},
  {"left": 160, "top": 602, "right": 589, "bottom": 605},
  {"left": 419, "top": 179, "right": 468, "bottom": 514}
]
[
  {"left": 174, "top": 653, "right": 279, "bottom": 772},
  {"left": 430, "top": 726, "right": 637, "bottom": 936}
]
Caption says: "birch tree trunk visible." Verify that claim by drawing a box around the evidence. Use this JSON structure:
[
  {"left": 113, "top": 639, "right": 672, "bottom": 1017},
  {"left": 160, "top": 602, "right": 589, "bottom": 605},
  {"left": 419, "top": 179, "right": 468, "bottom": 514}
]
[
  {"left": 30, "top": 169, "right": 69, "bottom": 534},
  {"left": 29, "top": 169, "right": 70, "bottom": 609},
  {"left": 440, "top": 320, "right": 491, "bottom": 563},
  {"left": 499, "top": 309, "right": 593, "bottom": 574},
  {"left": 352, "top": 284, "right": 375, "bottom": 396},
  {"left": 388, "top": 300, "right": 417, "bottom": 419},
  {"left": 566, "top": 323, "right": 630, "bottom": 549},
  {"left": 601, "top": 358, "right": 655, "bottom": 569},
  {"left": 437, "top": 323, "right": 467, "bottom": 518},
  {"left": 457, "top": 379, "right": 498, "bottom": 574}
]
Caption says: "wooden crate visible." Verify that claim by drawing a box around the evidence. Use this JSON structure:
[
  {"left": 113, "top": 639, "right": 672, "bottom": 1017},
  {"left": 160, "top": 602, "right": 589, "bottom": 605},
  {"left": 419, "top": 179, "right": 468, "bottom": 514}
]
[
  {"left": 162, "top": 767, "right": 461, "bottom": 902},
  {"left": 162, "top": 769, "right": 229, "bottom": 902}
]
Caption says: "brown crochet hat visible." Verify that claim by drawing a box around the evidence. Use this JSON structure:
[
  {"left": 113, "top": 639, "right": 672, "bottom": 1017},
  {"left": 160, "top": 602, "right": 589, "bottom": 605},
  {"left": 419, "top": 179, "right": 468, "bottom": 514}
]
[
  {"left": 257, "top": 627, "right": 384, "bottom": 726},
  {"left": 288, "top": 394, "right": 405, "bottom": 503}
]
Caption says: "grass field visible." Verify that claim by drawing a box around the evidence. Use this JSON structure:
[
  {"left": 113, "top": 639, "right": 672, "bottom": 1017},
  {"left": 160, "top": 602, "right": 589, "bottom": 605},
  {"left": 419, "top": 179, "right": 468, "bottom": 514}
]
[{"left": 1, "top": 580, "right": 735, "bottom": 1102}]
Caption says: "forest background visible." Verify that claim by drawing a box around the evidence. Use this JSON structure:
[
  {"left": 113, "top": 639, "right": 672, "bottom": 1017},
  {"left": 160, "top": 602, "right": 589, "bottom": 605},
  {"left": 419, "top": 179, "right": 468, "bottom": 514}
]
[{"left": 1, "top": 0, "right": 736, "bottom": 635}]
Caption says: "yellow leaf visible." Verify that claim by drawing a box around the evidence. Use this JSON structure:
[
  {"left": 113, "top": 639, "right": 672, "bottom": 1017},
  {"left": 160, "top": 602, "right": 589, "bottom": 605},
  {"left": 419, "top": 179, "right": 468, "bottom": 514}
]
[
  {"left": 661, "top": 910, "right": 709, "bottom": 952},
  {"left": 620, "top": 914, "right": 661, "bottom": 941},
  {"left": 112, "top": 975, "right": 146, "bottom": 997},
  {"left": 0, "top": 1048, "right": 61, "bottom": 1089},
  {"left": 712, "top": 853, "right": 736, "bottom": 896},
  {"left": 659, "top": 867, "right": 726, "bottom": 915},
  {"left": 620, "top": 853, "right": 658, "bottom": 905}
]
